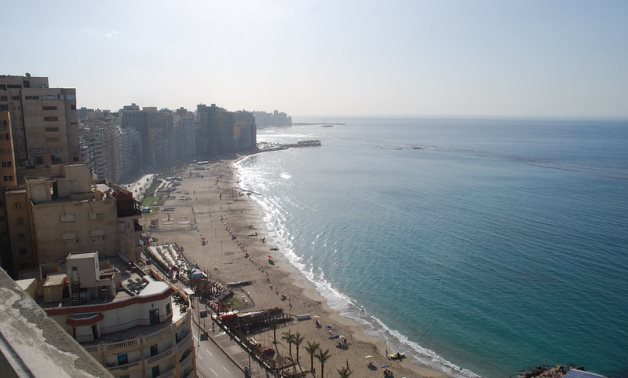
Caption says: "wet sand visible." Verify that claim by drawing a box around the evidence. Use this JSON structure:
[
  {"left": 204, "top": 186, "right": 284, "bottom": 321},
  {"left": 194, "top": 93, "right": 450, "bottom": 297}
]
[{"left": 141, "top": 159, "right": 448, "bottom": 378}]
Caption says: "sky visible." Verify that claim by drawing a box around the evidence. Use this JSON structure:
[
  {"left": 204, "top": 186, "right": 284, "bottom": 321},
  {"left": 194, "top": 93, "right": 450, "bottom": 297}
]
[{"left": 2, "top": 0, "right": 628, "bottom": 117}]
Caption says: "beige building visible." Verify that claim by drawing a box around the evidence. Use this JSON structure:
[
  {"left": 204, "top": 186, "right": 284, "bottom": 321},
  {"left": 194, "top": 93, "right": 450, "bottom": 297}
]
[
  {"left": 23, "top": 164, "right": 142, "bottom": 270},
  {"left": 0, "top": 74, "right": 80, "bottom": 169},
  {"left": 0, "top": 163, "right": 141, "bottom": 275},
  {"left": 0, "top": 112, "right": 16, "bottom": 186},
  {"left": 30, "top": 252, "right": 195, "bottom": 378}
]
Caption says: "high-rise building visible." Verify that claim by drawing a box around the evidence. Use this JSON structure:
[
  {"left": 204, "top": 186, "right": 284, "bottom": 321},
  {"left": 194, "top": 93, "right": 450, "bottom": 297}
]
[
  {"left": 120, "top": 105, "right": 175, "bottom": 169},
  {"left": 196, "top": 104, "right": 223, "bottom": 156},
  {"left": 0, "top": 74, "right": 80, "bottom": 169},
  {"left": 233, "top": 110, "right": 257, "bottom": 150},
  {"left": 175, "top": 108, "right": 195, "bottom": 162}
]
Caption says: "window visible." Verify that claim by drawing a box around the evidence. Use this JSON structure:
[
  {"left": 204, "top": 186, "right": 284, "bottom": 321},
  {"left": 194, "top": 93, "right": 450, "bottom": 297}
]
[
  {"left": 46, "top": 137, "right": 60, "bottom": 143},
  {"left": 62, "top": 232, "right": 77, "bottom": 240},
  {"left": 19, "top": 248, "right": 27, "bottom": 256},
  {"left": 41, "top": 95, "right": 56, "bottom": 100},
  {"left": 64, "top": 94, "right": 76, "bottom": 100},
  {"left": 17, "top": 232, "right": 25, "bottom": 239},
  {"left": 25, "top": 95, "right": 40, "bottom": 100},
  {"left": 11, "top": 96, "right": 19, "bottom": 100},
  {"left": 89, "top": 212, "right": 104, "bottom": 220},
  {"left": 45, "top": 127, "right": 59, "bottom": 132},
  {"left": 3, "top": 175, "right": 14, "bottom": 182},
  {"left": 14, "top": 201, "right": 21, "bottom": 209},
  {"left": 150, "top": 344, "right": 158, "bottom": 357},
  {"left": 117, "top": 353, "right": 128, "bottom": 365},
  {"left": 59, "top": 214, "right": 76, "bottom": 222},
  {"left": 3, "top": 134, "right": 10, "bottom": 140},
  {"left": 43, "top": 105, "right": 58, "bottom": 111},
  {"left": 44, "top": 116, "right": 58, "bottom": 122},
  {"left": 1, "top": 161, "right": 11, "bottom": 168},
  {"left": 0, "top": 96, "right": 7, "bottom": 101},
  {"left": 151, "top": 366, "right": 159, "bottom": 378},
  {"left": 166, "top": 303, "right": 171, "bottom": 315},
  {"left": 16, "top": 217, "right": 24, "bottom": 224},
  {"left": 70, "top": 104, "right": 76, "bottom": 110},
  {"left": 89, "top": 229, "right": 104, "bottom": 237},
  {"left": 0, "top": 105, "right": 7, "bottom": 111}
]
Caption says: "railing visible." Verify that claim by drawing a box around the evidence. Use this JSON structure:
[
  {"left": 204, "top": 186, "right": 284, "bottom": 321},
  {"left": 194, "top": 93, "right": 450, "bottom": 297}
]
[
  {"left": 147, "top": 345, "right": 175, "bottom": 366},
  {"left": 179, "top": 351, "right": 194, "bottom": 369},
  {"left": 108, "top": 360, "right": 140, "bottom": 372},
  {"left": 83, "top": 344, "right": 99, "bottom": 353},
  {"left": 84, "top": 310, "right": 192, "bottom": 356},
  {"left": 145, "top": 324, "right": 173, "bottom": 343},
  {"left": 155, "top": 368, "right": 175, "bottom": 378},
  {"left": 176, "top": 332, "right": 193, "bottom": 353},
  {"left": 106, "top": 339, "right": 138, "bottom": 352}
]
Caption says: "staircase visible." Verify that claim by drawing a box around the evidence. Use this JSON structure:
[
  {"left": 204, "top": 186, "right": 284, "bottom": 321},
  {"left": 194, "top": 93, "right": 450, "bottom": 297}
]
[{"left": 71, "top": 280, "right": 80, "bottom": 306}]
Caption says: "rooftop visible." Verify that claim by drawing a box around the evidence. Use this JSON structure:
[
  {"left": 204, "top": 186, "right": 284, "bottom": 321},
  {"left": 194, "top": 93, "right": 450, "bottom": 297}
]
[{"left": 0, "top": 266, "right": 112, "bottom": 377}]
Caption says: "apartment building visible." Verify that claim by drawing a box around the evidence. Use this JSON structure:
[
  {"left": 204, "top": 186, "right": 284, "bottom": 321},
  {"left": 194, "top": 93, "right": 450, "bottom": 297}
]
[
  {"left": 21, "top": 164, "right": 142, "bottom": 270},
  {"left": 0, "top": 74, "right": 80, "bottom": 170},
  {"left": 31, "top": 251, "right": 196, "bottom": 378}
]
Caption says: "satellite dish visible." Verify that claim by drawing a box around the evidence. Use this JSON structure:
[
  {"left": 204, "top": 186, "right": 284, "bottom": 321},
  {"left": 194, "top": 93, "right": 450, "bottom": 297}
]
[{"left": 25, "top": 72, "right": 31, "bottom": 77}]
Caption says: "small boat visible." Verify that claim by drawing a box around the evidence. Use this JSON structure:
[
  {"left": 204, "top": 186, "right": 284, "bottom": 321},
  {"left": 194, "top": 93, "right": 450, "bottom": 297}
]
[
  {"left": 367, "top": 362, "right": 377, "bottom": 370},
  {"left": 270, "top": 247, "right": 279, "bottom": 251}
]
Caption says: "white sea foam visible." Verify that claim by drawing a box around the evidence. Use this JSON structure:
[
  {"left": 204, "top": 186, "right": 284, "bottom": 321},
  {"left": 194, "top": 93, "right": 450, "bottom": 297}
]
[{"left": 234, "top": 158, "right": 480, "bottom": 378}]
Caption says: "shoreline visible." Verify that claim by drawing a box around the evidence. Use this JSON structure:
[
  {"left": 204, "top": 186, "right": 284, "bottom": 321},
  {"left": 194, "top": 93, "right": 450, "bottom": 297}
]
[{"left": 142, "top": 158, "right": 452, "bottom": 378}]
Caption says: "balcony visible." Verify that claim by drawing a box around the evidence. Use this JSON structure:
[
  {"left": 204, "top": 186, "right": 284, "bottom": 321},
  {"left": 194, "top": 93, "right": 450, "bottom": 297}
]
[
  {"left": 150, "top": 344, "right": 176, "bottom": 364},
  {"left": 155, "top": 368, "right": 176, "bottom": 378},
  {"left": 108, "top": 360, "right": 141, "bottom": 374},
  {"left": 179, "top": 350, "right": 194, "bottom": 370}
]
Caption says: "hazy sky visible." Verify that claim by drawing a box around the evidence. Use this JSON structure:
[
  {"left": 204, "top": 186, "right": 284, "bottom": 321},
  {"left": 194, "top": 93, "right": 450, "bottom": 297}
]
[{"left": 3, "top": 0, "right": 628, "bottom": 117}]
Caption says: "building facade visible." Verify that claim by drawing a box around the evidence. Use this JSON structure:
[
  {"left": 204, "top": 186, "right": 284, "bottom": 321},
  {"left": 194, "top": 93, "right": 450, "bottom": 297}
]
[
  {"left": 34, "top": 252, "right": 196, "bottom": 378},
  {"left": 0, "top": 74, "right": 80, "bottom": 169}
]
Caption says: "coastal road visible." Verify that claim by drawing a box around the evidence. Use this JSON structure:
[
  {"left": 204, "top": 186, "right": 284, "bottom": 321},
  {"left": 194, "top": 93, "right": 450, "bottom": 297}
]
[{"left": 193, "top": 320, "right": 244, "bottom": 378}]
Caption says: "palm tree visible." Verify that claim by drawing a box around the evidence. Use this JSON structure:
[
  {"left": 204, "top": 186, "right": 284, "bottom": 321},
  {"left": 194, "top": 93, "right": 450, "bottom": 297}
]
[
  {"left": 315, "top": 348, "right": 332, "bottom": 378},
  {"left": 294, "top": 332, "right": 305, "bottom": 365},
  {"left": 305, "top": 341, "right": 319, "bottom": 374},
  {"left": 271, "top": 319, "right": 278, "bottom": 345},
  {"left": 281, "top": 330, "right": 295, "bottom": 358},
  {"left": 337, "top": 365, "right": 352, "bottom": 378}
]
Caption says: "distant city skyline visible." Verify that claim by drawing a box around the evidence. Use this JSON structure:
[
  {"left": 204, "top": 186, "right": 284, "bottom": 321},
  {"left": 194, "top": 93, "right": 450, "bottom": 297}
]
[{"left": 3, "top": 0, "right": 628, "bottom": 117}]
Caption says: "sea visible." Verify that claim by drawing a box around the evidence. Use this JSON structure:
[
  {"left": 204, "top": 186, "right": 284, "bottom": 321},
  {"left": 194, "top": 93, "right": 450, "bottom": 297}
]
[{"left": 234, "top": 117, "right": 628, "bottom": 378}]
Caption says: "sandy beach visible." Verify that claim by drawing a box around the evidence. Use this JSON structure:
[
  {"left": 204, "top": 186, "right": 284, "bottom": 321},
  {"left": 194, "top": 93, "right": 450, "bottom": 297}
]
[{"left": 141, "top": 158, "right": 449, "bottom": 378}]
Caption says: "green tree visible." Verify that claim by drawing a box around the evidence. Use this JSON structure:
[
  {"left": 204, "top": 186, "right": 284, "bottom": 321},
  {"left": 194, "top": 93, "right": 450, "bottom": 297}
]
[
  {"left": 315, "top": 348, "right": 332, "bottom": 378},
  {"left": 281, "top": 330, "right": 295, "bottom": 358},
  {"left": 337, "top": 365, "right": 352, "bottom": 378},
  {"left": 305, "top": 341, "right": 320, "bottom": 374},
  {"left": 294, "top": 332, "right": 305, "bottom": 365}
]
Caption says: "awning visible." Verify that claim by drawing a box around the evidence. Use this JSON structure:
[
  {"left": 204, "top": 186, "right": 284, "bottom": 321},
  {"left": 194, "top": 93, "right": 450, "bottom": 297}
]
[{"left": 66, "top": 313, "right": 104, "bottom": 327}]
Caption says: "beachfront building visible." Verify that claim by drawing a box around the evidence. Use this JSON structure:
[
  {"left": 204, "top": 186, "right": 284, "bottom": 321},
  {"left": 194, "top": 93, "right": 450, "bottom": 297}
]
[
  {"left": 0, "top": 74, "right": 80, "bottom": 169},
  {"left": 1, "top": 163, "right": 143, "bottom": 275},
  {"left": 81, "top": 119, "right": 143, "bottom": 183},
  {"left": 233, "top": 110, "right": 257, "bottom": 151},
  {"left": 1, "top": 74, "right": 81, "bottom": 275},
  {"left": 31, "top": 251, "right": 196, "bottom": 378},
  {"left": 196, "top": 103, "right": 223, "bottom": 156},
  {"left": 175, "top": 107, "right": 196, "bottom": 162},
  {"left": 196, "top": 104, "right": 257, "bottom": 156},
  {"left": 120, "top": 105, "right": 176, "bottom": 170},
  {"left": 252, "top": 109, "right": 293, "bottom": 128}
]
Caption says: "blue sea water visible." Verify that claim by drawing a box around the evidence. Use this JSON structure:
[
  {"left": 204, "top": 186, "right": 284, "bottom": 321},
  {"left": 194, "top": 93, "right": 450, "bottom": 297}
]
[{"left": 234, "top": 118, "right": 628, "bottom": 378}]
